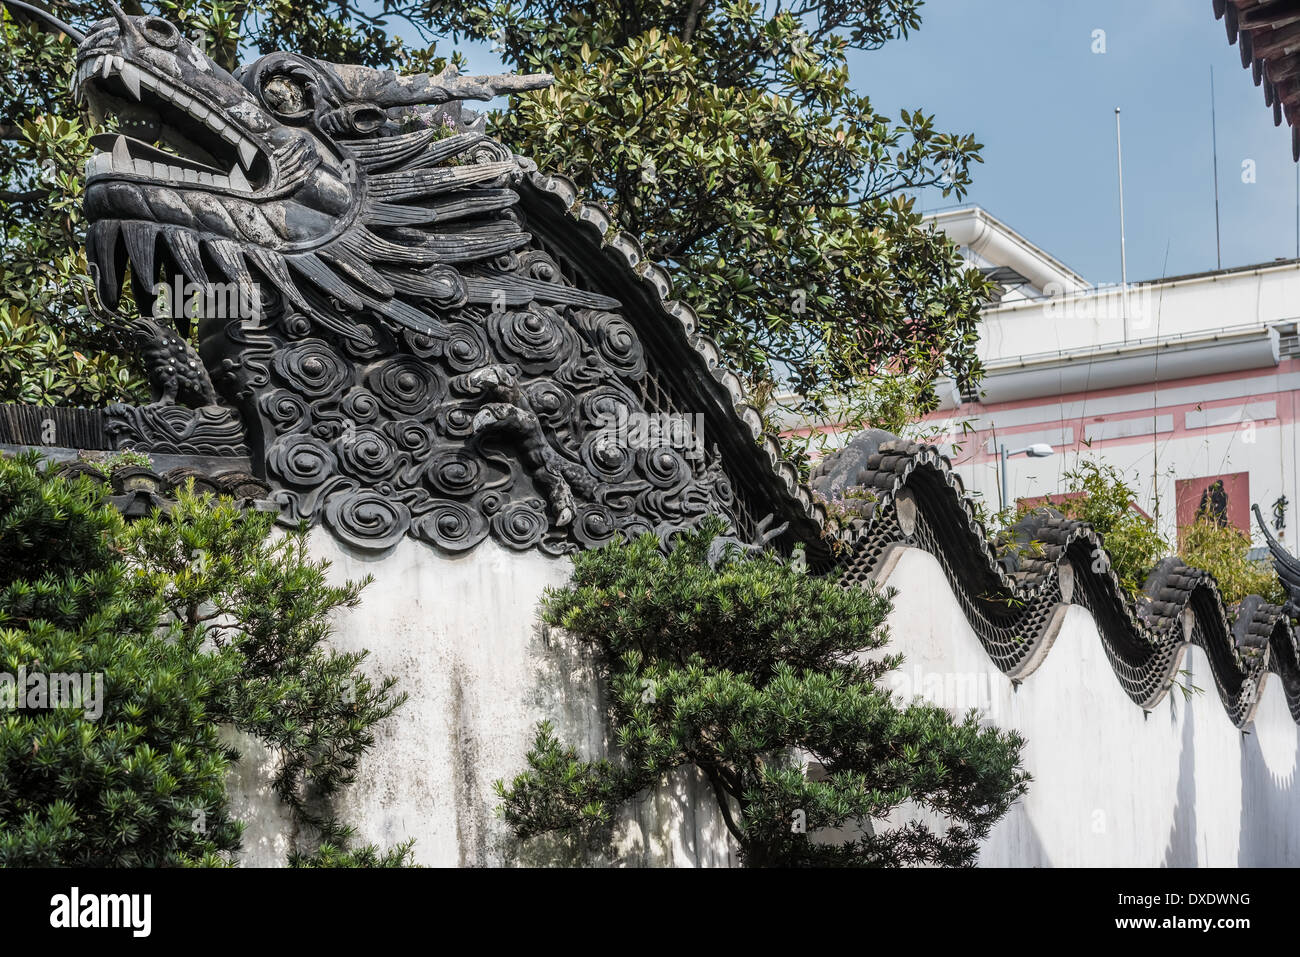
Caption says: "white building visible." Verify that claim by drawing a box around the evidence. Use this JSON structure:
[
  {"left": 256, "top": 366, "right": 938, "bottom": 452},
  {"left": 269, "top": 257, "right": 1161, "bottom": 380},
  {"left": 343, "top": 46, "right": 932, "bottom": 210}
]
[{"left": 797, "top": 206, "right": 1300, "bottom": 549}]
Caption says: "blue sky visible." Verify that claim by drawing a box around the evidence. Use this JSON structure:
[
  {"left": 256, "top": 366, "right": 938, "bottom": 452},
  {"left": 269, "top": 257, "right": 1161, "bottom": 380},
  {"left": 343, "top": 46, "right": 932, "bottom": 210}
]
[
  {"left": 850, "top": 0, "right": 1299, "bottom": 283},
  {"left": 425, "top": 0, "right": 1299, "bottom": 285}
]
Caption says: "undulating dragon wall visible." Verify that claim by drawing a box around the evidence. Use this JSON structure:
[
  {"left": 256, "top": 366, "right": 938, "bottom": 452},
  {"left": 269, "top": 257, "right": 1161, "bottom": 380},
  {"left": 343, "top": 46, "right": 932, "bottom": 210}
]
[{"left": 811, "top": 431, "right": 1300, "bottom": 865}]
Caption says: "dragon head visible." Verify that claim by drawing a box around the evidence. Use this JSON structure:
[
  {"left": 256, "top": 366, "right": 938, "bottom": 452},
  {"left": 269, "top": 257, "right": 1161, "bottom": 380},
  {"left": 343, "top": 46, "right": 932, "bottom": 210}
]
[{"left": 74, "top": 1, "right": 561, "bottom": 338}]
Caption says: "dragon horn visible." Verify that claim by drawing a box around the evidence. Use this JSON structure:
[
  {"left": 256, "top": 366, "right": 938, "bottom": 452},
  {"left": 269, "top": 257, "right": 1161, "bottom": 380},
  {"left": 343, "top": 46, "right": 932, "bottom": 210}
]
[
  {"left": 1, "top": 0, "right": 85, "bottom": 42},
  {"left": 103, "top": 0, "right": 144, "bottom": 43},
  {"left": 427, "top": 70, "right": 555, "bottom": 102},
  {"left": 320, "top": 61, "right": 553, "bottom": 106}
]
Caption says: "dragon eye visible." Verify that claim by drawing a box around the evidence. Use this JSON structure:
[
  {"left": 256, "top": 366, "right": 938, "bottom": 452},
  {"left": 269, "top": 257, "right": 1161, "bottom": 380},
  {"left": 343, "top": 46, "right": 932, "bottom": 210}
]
[
  {"left": 141, "top": 17, "right": 179, "bottom": 48},
  {"left": 261, "top": 73, "right": 311, "bottom": 119}
]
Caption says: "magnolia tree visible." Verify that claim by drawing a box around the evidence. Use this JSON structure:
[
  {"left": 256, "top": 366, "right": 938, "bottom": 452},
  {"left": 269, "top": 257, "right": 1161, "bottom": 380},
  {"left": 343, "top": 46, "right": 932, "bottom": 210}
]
[{"left": 407, "top": 0, "right": 991, "bottom": 431}]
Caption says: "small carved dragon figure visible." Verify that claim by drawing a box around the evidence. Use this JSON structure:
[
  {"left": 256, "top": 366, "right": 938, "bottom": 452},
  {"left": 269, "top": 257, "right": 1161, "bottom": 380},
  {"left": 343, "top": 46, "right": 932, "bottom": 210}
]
[
  {"left": 83, "top": 278, "right": 219, "bottom": 407},
  {"left": 1255, "top": 504, "right": 1300, "bottom": 619},
  {"left": 460, "top": 363, "right": 602, "bottom": 527},
  {"left": 127, "top": 314, "right": 218, "bottom": 407}
]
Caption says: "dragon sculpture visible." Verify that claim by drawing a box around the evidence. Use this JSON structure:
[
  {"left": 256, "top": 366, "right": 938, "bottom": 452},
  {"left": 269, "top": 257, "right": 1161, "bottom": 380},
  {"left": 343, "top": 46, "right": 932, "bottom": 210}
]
[
  {"left": 48, "top": 0, "right": 740, "bottom": 553},
  {"left": 1255, "top": 504, "right": 1300, "bottom": 620}
]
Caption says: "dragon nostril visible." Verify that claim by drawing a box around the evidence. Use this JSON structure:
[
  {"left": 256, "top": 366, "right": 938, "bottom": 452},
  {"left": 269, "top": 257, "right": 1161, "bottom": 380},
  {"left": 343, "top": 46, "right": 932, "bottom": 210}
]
[{"left": 352, "top": 107, "right": 386, "bottom": 133}]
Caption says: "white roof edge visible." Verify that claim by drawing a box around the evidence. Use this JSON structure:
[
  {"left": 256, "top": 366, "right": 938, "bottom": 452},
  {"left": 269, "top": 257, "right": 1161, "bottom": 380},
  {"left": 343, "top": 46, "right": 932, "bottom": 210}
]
[
  {"left": 977, "top": 322, "right": 1279, "bottom": 374},
  {"left": 925, "top": 206, "right": 1090, "bottom": 293},
  {"left": 984, "top": 258, "right": 1300, "bottom": 314}
]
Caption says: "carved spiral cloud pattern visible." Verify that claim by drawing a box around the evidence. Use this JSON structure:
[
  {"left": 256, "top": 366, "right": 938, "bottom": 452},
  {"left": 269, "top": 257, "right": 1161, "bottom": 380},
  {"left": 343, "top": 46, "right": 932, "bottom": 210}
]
[{"left": 225, "top": 285, "right": 735, "bottom": 554}]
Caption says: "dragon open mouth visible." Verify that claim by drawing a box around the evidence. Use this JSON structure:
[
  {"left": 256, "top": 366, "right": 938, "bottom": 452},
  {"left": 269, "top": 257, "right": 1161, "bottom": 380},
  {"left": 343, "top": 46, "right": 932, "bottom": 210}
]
[{"left": 74, "top": 51, "right": 267, "bottom": 193}]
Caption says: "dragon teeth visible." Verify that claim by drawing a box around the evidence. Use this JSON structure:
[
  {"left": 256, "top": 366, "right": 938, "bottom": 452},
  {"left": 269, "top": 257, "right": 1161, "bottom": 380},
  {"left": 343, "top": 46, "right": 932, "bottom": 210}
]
[
  {"left": 76, "top": 54, "right": 260, "bottom": 191},
  {"left": 119, "top": 63, "right": 142, "bottom": 101},
  {"left": 111, "top": 135, "right": 131, "bottom": 171}
]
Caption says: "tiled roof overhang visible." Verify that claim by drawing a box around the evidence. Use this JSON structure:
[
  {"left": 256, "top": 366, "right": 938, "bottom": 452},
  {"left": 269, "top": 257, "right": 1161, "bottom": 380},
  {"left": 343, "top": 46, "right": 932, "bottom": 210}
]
[{"left": 1215, "top": 0, "right": 1300, "bottom": 160}]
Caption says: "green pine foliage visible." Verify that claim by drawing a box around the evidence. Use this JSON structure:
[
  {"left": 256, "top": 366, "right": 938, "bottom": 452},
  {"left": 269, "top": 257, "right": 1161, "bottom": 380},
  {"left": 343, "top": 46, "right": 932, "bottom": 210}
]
[
  {"left": 118, "top": 487, "right": 409, "bottom": 854},
  {"left": 0, "top": 452, "right": 242, "bottom": 865},
  {"left": 497, "top": 517, "right": 1029, "bottom": 867},
  {"left": 289, "top": 838, "right": 417, "bottom": 868},
  {"left": 0, "top": 454, "right": 410, "bottom": 865}
]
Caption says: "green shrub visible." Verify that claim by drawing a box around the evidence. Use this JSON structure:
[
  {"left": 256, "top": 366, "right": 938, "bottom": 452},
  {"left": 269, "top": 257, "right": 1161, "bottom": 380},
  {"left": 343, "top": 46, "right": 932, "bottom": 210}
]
[
  {"left": 497, "top": 517, "right": 1029, "bottom": 867},
  {"left": 0, "top": 453, "right": 241, "bottom": 865},
  {"left": 1178, "top": 518, "right": 1285, "bottom": 607},
  {"left": 0, "top": 454, "right": 410, "bottom": 865},
  {"left": 289, "top": 839, "right": 417, "bottom": 868},
  {"left": 119, "top": 483, "right": 410, "bottom": 859},
  {"left": 1033, "top": 461, "right": 1168, "bottom": 599}
]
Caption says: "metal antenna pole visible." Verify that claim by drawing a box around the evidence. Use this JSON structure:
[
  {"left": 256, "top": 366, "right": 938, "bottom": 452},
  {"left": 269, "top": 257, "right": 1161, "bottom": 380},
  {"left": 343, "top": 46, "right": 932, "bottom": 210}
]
[
  {"left": 1211, "top": 67, "right": 1222, "bottom": 270},
  {"left": 1115, "top": 107, "right": 1129, "bottom": 342},
  {"left": 1000, "top": 444, "right": 1008, "bottom": 514}
]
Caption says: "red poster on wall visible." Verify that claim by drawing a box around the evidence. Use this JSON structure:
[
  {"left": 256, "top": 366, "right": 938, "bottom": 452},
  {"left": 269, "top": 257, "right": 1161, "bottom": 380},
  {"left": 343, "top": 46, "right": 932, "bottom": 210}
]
[{"left": 1175, "top": 472, "right": 1250, "bottom": 546}]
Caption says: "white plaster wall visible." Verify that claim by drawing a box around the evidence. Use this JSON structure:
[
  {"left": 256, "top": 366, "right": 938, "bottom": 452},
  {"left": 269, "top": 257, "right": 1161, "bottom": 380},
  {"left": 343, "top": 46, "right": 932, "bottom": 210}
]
[
  {"left": 227, "top": 530, "right": 737, "bottom": 868},
  {"left": 227, "top": 526, "right": 1300, "bottom": 867},
  {"left": 880, "top": 545, "right": 1300, "bottom": 867}
]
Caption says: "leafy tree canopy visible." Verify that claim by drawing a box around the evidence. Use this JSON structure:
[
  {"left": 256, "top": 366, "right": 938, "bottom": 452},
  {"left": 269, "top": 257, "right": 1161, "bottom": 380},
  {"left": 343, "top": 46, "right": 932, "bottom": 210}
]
[{"left": 403, "top": 0, "right": 991, "bottom": 419}]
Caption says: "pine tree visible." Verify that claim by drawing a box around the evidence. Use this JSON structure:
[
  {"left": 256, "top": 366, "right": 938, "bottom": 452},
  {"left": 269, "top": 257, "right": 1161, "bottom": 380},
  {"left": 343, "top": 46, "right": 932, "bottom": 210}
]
[
  {"left": 0, "top": 453, "right": 242, "bottom": 865},
  {"left": 0, "top": 454, "right": 412, "bottom": 865},
  {"left": 119, "top": 487, "right": 410, "bottom": 860},
  {"left": 497, "top": 518, "right": 1029, "bottom": 866}
]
